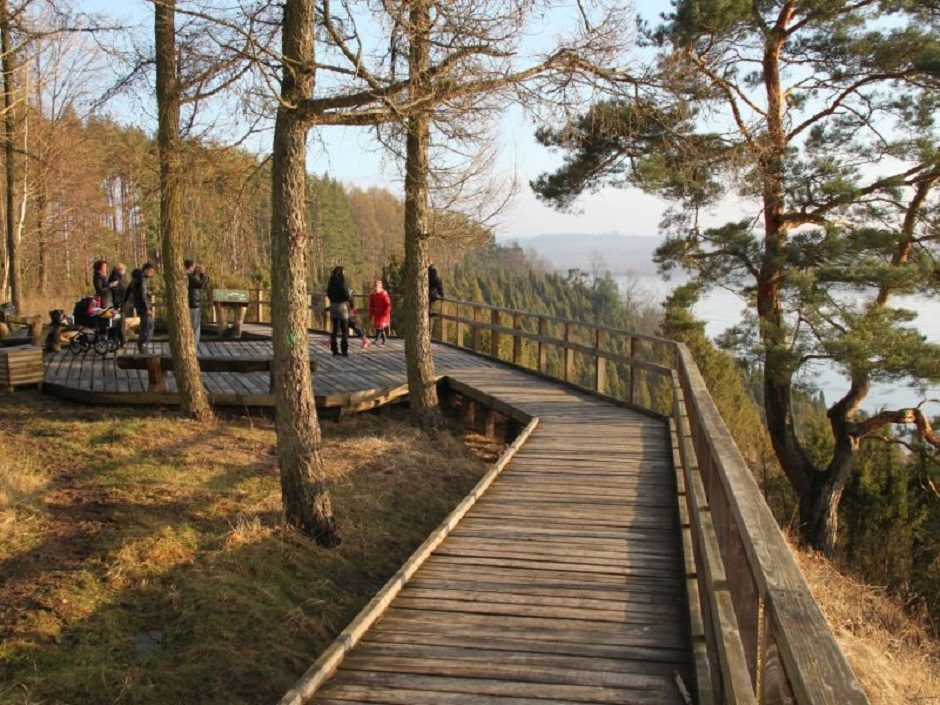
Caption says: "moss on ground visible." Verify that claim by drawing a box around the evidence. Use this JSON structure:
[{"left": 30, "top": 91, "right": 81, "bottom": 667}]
[{"left": 0, "top": 391, "right": 500, "bottom": 704}]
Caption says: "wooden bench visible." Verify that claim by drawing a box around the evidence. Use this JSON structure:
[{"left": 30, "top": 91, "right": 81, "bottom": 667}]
[
  {"left": 0, "top": 345, "right": 44, "bottom": 391},
  {"left": 0, "top": 314, "right": 43, "bottom": 347},
  {"left": 115, "top": 354, "right": 316, "bottom": 394}
]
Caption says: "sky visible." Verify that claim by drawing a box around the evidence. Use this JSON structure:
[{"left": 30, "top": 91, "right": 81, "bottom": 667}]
[{"left": 77, "top": 0, "right": 676, "bottom": 242}]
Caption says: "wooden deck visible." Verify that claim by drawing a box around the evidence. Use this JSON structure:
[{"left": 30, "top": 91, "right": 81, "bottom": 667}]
[
  {"left": 42, "top": 328, "right": 692, "bottom": 704},
  {"left": 42, "top": 330, "right": 502, "bottom": 411}
]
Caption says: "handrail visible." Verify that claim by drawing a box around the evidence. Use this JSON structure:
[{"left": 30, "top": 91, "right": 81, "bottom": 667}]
[{"left": 441, "top": 296, "right": 678, "bottom": 347}]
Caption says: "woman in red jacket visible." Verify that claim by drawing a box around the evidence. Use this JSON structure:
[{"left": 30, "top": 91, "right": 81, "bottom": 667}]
[{"left": 368, "top": 280, "right": 392, "bottom": 344}]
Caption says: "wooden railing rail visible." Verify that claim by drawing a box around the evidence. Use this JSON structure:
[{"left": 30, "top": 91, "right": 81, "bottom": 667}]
[{"left": 674, "top": 345, "right": 867, "bottom": 705}]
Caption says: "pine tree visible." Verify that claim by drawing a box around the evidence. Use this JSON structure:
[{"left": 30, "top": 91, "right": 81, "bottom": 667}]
[{"left": 533, "top": 0, "right": 940, "bottom": 554}]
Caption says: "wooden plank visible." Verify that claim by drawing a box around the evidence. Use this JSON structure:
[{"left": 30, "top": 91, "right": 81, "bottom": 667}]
[
  {"left": 359, "top": 630, "right": 690, "bottom": 666},
  {"left": 323, "top": 669, "right": 682, "bottom": 705},
  {"left": 336, "top": 653, "right": 678, "bottom": 692}
]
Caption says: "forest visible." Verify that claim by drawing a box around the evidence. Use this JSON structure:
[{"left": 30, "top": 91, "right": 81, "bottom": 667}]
[{"left": 0, "top": 0, "right": 939, "bottom": 702}]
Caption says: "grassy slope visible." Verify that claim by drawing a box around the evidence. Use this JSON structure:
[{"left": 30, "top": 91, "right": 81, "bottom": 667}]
[
  {"left": 794, "top": 544, "right": 940, "bottom": 704},
  {"left": 0, "top": 392, "right": 499, "bottom": 705}
]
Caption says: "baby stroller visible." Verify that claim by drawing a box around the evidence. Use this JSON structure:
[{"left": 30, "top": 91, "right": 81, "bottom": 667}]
[{"left": 68, "top": 296, "right": 123, "bottom": 356}]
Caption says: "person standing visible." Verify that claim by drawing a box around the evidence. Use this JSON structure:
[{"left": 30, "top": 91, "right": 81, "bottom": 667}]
[
  {"left": 369, "top": 279, "right": 392, "bottom": 344},
  {"left": 185, "top": 259, "right": 208, "bottom": 349},
  {"left": 428, "top": 263, "right": 444, "bottom": 306},
  {"left": 92, "top": 260, "right": 114, "bottom": 308},
  {"left": 130, "top": 262, "right": 156, "bottom": 353},
  {"left": 326, "top": 266, "right": 353, "bottom": 356},
  {"left": 109, "top": 263, "right": 128, "bottom": 311},
  {"left": 108, "top": 263, "right": 129, "bottom": 346}
]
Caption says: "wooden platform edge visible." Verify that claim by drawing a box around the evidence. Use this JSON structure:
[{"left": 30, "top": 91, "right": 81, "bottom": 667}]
[
  {"left": 276, "top": 415, "right": 541, "bottom": 705},
  {"left": 431, "top": 339, "right": 669, "bottom": 422},
  {"left": 41, "top": 380, "right": 410, "bottom": 411}
]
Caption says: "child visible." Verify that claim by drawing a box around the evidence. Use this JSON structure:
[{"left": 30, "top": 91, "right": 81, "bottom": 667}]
[
  {"left": 369, "top": 279, "right": 392, "bottom": 344},
  {"left": 348, "top": 289, "right": 371, "bottom": 349}
]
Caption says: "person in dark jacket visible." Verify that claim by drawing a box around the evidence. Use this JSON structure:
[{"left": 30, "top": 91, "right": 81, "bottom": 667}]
[
  {"left": 108, "top": 263, "right": 129, "bottom": 346},
  {"left": 428, "top": 263, "right": 444, "bottom": 306},
  {"left": 108, "top": 263, "right": 128, "bottom": 311},
  {"left": 92, "top": 260, "right": 114, "bottom": 308},
  {"left": 129, "top": 262, "right": 156, "bottom": 352},
  {"left": 185, "top": 259, "right": 208, "bottom": 349},
  {"left": 326, "top": 266, "right": 353, "bottom": 356}
]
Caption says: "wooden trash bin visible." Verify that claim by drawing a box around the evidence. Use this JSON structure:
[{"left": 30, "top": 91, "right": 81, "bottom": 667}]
[{"left": 0, "top": 346, "right": 44, "bottom": 391}]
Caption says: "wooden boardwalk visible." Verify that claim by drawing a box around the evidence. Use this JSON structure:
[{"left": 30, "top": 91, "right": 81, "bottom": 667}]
[
  {"left": 42, "top": 330, "right": 692, "bottom": 704},
  {"left": 306, "top": 365, "right": 691, "bottom": 705}
]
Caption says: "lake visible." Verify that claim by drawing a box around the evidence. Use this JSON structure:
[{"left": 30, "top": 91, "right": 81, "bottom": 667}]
[{"left": 615, "top": 273, "right": 940, "bottom": 414}]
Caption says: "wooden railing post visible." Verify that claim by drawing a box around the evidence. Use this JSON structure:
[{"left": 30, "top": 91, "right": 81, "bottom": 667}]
[
  {"left": 594, "top": 328, "right": 607, "bottom": 394},
  {"left": 630, "top": 336, "right": 640, "bottom": 405},
  {"left": 512, "top": 312, "right": 522, "bottom": 365},
  {"left": 537, "top": 317, "right": 547, "bottom": 373},
  {"left": 470, "top": 306, "right": 480, "bottom": 351},
  {"left": 456, "top": 303, "right": 465, "bottom": 348},
  {"left": 432, "top": 299, "right": 442, "bottom": 341},
  {"left": 444, "top": 301, "right": 453, "bottom": 343},
  {"left": 253, "top": 288, "right": 263, "bottom": 323},
  {"left": 490, "top": 308, "right": 500, "bottom": 358},
  {"left": 564, "top": 321, "right": 575, "bottom": 382}
]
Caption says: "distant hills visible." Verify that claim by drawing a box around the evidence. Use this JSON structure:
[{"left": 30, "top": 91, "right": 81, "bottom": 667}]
[{"left": 500, "top": 232, "right": 661, "bottom": 274}]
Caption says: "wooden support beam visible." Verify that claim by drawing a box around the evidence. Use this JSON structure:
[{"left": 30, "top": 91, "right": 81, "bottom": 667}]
[
  {"left": 463, "top": 398, "right": 476, "bottom": 424},
  {"left": 145, "top": 356, "right": 167, "bottom": 393},
  {"left": 512, "top": 313, "right": 522, "bottom": 365},
  {"left": 483, "top": 407, "right": 497, "bottom": 438}
]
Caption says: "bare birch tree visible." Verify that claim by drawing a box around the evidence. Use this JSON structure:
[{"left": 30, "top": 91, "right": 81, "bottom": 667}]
[{"left": 1, "top": 0, "right": 20, "bottom": 310}]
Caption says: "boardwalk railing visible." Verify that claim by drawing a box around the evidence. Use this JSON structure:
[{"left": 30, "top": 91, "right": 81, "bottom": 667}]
[{"left": 432, "top": 297, "right": 868, "bottom": 705}]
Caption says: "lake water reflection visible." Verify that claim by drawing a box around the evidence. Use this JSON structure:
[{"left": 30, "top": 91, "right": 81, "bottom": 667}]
[{"left": 616, "top": 273, "right": 940, "bottom": 414}]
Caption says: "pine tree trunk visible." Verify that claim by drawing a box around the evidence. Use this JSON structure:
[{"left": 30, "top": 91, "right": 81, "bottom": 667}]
[
  {"left": 757, "top": 5, "right": 822, "bottom": 545},
  {"left": 1, "top": 0, "right": 20, "bottom": 312},
  {"left": 154, "top": 0, "right": 214, "bottom": 423},
  {"left": 403, "top": 0, "right": 445, "bottom": 431},
  {"left": 270, "top": 0, "right": 339, "bottom": 546}
]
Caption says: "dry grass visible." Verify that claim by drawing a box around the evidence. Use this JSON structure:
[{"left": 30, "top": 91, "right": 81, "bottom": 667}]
[
  {"left": 18, "top": 294, "right": 78, "bottom": 318},
  {"left": 0, "top": 391, "right": 501, "bottom": 705},
  {"left": 794, "top": 542, "right": 940, "bottom": 705},
  {"left": 0, "top": 455, "right": 46, "bottom": 546}
]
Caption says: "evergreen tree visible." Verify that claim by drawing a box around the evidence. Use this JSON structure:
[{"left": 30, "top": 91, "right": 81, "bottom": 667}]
[{"left": 533, "top": 0, "right": 940, "bottom": 554}]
